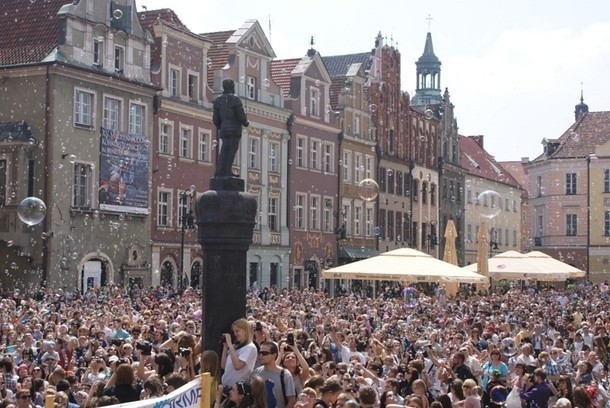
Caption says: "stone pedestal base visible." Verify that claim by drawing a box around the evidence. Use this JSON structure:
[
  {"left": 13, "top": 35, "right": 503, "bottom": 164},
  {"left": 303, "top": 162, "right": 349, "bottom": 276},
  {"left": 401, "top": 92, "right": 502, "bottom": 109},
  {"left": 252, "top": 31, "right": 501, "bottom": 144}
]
[{"left": 196, "top": 177, "right": 256, "bottom": 352}]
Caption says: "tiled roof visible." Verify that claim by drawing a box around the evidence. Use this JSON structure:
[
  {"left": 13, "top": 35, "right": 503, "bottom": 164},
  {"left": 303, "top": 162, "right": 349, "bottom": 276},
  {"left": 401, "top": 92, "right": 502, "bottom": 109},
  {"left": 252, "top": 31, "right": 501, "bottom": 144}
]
[
  {"left": 329, "top": 76, "right": 345, "bottom": 110},
  {"left": 138, "top": 8, "right": 188, "bottom": 32},
  {"left": 459, "top": 135, "right": 521, "bottom": 188},
  {"left": 270, "top": 58, "right": 300, "bottom": 98},
  {"left": 0, "top": 121, "right": 34, "bottom": 142},
  {"left": 322, "top": 52, "right": 372, "bottom": 77},
  {"left": 499, "top": 161, "right": 529, "bottom": 198},
  {"left": 200, "top": 30, "right": 235, "bottom": 88},
  {"left": 0, "top": 0, "right": 67, "bottom": 66},
  {"left": 535, "top": 111, "right": 610, "bottom": 161}
]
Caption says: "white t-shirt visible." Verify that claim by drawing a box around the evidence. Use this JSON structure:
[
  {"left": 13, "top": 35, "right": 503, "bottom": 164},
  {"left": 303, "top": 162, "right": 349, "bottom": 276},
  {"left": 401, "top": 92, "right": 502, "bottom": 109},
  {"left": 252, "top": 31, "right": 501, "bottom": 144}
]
[{"left": 221, "top": 343, "right": 258, "bottom": 386}]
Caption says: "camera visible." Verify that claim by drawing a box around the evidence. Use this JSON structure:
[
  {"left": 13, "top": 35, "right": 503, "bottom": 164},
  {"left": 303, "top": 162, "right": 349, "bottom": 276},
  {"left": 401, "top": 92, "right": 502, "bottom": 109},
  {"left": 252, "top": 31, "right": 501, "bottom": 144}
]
[
  {"left": 287, "top": 333, "right": 295, "bottom": 346},
  {"left": 135, "top": 341, "right": 153, "bottom": 356},
  {"left": 222, "top": 385, "right": 232, "bottom": 397},
  {"left": 180, "top": 348, "right": 191, "bottom": 357}
]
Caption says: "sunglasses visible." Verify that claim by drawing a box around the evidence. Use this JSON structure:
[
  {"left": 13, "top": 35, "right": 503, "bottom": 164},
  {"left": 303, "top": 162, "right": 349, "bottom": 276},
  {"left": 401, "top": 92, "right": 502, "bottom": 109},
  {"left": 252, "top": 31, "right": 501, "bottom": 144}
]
[
  {"left": 20, "top": 395, "right": 32, "bottom": 399},
  {"left": 259, "top": 351, "right": 273, "bottom": 356}
]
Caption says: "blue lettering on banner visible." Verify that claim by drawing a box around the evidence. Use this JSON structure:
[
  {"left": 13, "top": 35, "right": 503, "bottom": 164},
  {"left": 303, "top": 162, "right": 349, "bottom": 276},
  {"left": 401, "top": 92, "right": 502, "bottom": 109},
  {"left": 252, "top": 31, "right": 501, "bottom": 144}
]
[{"left": 152, "top": 387, "right": 201, "bottom": 408}]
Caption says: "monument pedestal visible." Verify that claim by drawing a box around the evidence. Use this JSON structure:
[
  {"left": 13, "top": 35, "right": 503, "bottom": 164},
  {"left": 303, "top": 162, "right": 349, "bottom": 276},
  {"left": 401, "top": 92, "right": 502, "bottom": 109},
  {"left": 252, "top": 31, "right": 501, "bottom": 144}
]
[{"left": 196, "top": 177, "right": 257, "bottom": 351}]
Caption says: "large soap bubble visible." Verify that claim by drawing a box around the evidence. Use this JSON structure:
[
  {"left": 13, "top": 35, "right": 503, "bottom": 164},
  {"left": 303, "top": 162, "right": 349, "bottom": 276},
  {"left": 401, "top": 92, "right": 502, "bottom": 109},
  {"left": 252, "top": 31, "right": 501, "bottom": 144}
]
[
  {"left": 358, "top": 178, "right": 379, "bottom": 202},
  {"left": 476, "top": 190, "right": 502, "bottom": 219},
  {"left": 17, "top": 197, "right": 47, "bottom": 226}
]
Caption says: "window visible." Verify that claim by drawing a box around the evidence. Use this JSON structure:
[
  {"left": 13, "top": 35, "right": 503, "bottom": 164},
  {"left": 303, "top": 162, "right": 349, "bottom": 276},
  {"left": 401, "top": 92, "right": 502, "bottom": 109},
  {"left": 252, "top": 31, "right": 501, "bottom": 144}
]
[
  {"left": 296, "top": 137, "right": 306, "bottom": 168},
  {"left": 324, "top": 143, "right": 333, "bottom": 173},
  {"left": 248, "top": 138, "right": 260, "bottom": 169},
  {"left": 72, "top": 163, "right": 92, "bottom": 208},
  {"left": 354, "top": 117, "right": 360, "bottom": 136},
  {"left": 247, "top": 76, "right": 256, "bottom": 100},
  {"left": 310, "top": 196, "right": 319, "bottom": 230},
  {"left": 354, "top": 154, "right": 362, "bottom": 183},
  {"left": 310, "top": 88, "right": 319, "bottom": 116},
  {"left": 396, "top": 172, "right": 403, "bottom": 196},
  {"left": 170, "top": 68, "right": 180, "bottom": 97},
  {"left": 537, "top": 175, "right": 542, "bottom": 197},
  {"left": 365, "top": 156, "right": 373, "bottom": 179},
  {"left": 129, "top": 103, "right": 145, "bottom": 135},
  {"left": 188, "top": 74, "right": 198, "bottom": 100},
  {"left": 323, "top": 198, "right": 332, "bottom": 232},
  {"left": 505, "top": 229, "right": 509, "bottom": 246},
  {"left": 388, "top": 170, "right": 395, "bottom": 195},
  {"left": 103, "top": 97, "right": 120, "bottom": 130},
  {"left": 310, "top": 140, "right": 320, "bottom": 170},
  {"left": 513, "top": 230, "right": 517, "bottom": 247},
  {"left": 158, "top": 191, "right": 170, "bottom": 227},
  {"left": 268, "top": 197, "right": 279, "bottom": 232},
  {"left": 566, "top": 214, "right": 577, "bottom": 236},
  {"left": 343, "top": 151, "right": 351, "bottom": 183},
  {"left": 114, "top": 46, "right": 124, "bottom": 73},
  {"left": 379, "top": 209, "right": 386, "bottom": 239},
  {"left": 159, "top": 123, "right": 172, "bottom": 154},
  {"left": 537, "top": 214, "right": 544, "bottom": 236},
  {"left": 180, "top": 127, "right": 192, "bottom": 158},
  {"left": 388, "top": 210, "right": 394, "bottom": 240},
  {"left": 295, "top": 193, "right": 306, "bottom": 229},
  {"left": 421, "top": 182, "right": 427, "bottom": 204},
  {"left": 413, "top": 180, "right": 419, "bottom": 201},
  {"left": 343, "top": 204, "right": 351, "bottom": 235},
  {"left": 177, "top": 192, "right": 190, "bottom": 228},
  {"left": 74, "top": 89, "right": 94, "bottom": 127},
  {"left": 431, "top": 184, "right": 436, "bottom": 206},
  {"left": 605, "top": 211, "right": 610, "bottom": 236},
  {"left": 354, "top": 206, "right": 361, "bottom": 236},
  {"left": 269, "top": 142, "right": 279, "bottom": 172},
  {"left": 467, "top": 224, "right": 472, "bottom": 243},
  {"left": 566, "top": 173, "right": 577, "bottom": 195},
  {"left": 0, "top": 159, "right": 6, "bottom": 206},
  {"left": 198, "top": 131, "right": 211, "bottom": 162},
  {"left": 366, "top": 207, "right": 373, "bottom": 237},
  {"left": 505, "top": 198, "right": 509, "bottom": 212},
  {"left": 605, "top": 169, "right": 610, "bottom": 193},
  {"left": 513, "top": 200, "right": 517, "bottom": 212},
  {"left": 93, "top": 39, "right": 103, "bottom": 66}
]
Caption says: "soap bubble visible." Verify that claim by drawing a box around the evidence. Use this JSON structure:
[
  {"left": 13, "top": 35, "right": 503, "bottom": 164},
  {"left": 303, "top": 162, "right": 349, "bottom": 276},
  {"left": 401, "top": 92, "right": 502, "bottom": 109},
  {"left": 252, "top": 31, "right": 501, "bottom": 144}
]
[
  {"left": 387, "top": 169, "right": 394, "bottom": 177},
  {"left": 10, "top": 262, "right": 18, "bottom": 270},
  {"left": 369, "top": 104, "right": 377, "bottom": 113},
  {"left": 7, "top": 240, "right": 13, "bottom": 247},
  {"left": 18, "top": 197, "right": 47, "bottom": 226},
  {"left": 69, "top": 154, "right": 77, "bottom": 164},
  {"left": 358, "top": 179, "right": 380, "bottom": 202},
  {"left": 424, "top": 109, "right": 434, "bottom": 119},
  {"left": 112, "top": 9, "right": 123, "bottom": 19},
  {"left": 206, "top": 58, "right": 212, "bottom": 68},
  {"left": 476, "top": 190, "right": 502, "bottom": 219},
  {"left": 263, "top": 78, "right": 270, "bottom": 88}
]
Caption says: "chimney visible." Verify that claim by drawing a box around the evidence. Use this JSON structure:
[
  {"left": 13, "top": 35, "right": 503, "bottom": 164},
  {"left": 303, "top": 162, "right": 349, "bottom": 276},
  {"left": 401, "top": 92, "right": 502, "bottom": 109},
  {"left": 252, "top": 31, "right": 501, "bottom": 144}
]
[
  {"left": 469, "top": 135, "right": 484, "bottom": 149},
  {"left": 521, "top": 157, "right": 529, "bottom": 164}
]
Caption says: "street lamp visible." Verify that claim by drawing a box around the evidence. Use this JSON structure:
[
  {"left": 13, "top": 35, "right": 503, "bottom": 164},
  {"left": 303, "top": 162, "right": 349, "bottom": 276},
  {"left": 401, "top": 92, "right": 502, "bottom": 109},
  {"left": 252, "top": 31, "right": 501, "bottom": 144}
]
[
  {"left": 407, "top": 159, "right": 415, "bottom": 247},
  {"left": 489, "top": 227, "right": 499, "bottom": 254},
  {"left": 179, "top": 186, "right": 196, "bottom": 292}
]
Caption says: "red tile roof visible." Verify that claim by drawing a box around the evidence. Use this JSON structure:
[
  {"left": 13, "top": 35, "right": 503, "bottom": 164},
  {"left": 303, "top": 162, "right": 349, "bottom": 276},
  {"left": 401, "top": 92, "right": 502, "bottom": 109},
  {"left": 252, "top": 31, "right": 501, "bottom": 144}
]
[
  {"left": 270, "top": 58, "right": 299, "bottom": 98},
  {"left": 499, "top": 161, "right": 529, "bottom": 198},
  {"left": 0, "top": 0, "right": 67, "bottom": 66},
  {"left": 459, "top": 135, "right": 521, "bottom": 188},
  {"left": 200, "top": 30, "right": 234, "bottom": 88},
  {"left": 533, "top": 111, "right": 610, "bottom": 161},
  {"left": 138, "top": 8, "right": 188, "bottom": 32}
]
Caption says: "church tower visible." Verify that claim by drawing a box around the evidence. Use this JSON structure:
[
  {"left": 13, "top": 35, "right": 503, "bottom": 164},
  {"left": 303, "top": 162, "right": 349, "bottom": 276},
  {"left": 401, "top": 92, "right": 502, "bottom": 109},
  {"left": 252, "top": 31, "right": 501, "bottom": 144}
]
[{"left": 411, "top": 32, "right": 442, "bottom": 107}]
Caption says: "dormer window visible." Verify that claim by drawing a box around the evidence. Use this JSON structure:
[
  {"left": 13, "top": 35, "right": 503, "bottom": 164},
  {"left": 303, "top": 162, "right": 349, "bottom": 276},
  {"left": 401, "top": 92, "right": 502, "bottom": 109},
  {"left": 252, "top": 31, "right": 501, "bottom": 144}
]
[
  {"left": 93, "top": 39, "right": 103, "bottom": 66},
  {"left": 310, "top": 87, "right": 319, "bottom": 116},
  {"left": 114, "top": 46, "right": 124, "bottom": 73},
  {"left": 246, "top": 76, "right": 256, "bottom": 100}
]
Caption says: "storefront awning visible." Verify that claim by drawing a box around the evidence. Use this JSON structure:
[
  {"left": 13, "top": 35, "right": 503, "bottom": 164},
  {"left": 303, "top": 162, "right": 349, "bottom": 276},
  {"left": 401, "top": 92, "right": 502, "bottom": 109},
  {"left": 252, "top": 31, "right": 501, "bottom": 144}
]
[{"left": 339, "top": 245, "right": 379, "bottom": 260}]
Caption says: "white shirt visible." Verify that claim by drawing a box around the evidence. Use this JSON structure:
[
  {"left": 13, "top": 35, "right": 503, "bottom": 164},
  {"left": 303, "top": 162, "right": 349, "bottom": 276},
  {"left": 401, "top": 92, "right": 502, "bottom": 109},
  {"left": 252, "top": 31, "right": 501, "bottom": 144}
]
[{"left": 221, "top": 342, "right": 258, "bottom": 386}]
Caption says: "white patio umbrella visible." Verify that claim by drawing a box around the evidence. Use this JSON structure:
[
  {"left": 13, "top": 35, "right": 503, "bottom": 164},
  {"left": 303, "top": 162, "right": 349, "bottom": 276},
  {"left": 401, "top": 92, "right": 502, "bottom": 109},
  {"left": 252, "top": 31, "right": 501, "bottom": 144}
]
[
  {"left": 524, "top": 251, "right": 586, "bottom": 278},
  {"left": 322, "top": 247, "right": 487, "bottom": 284}
]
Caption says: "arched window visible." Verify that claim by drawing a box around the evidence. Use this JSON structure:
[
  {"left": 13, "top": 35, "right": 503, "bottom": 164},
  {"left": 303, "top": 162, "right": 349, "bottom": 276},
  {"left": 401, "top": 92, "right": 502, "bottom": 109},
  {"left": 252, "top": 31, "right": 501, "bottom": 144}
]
[{"left": 161, "top": 260, "right": 174, "bottom": 288}]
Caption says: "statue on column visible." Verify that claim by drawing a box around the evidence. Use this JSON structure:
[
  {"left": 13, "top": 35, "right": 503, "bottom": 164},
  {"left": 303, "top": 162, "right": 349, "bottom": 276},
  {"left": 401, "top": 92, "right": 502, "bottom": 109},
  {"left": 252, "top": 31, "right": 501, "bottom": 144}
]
[{"left": 213, "top": 78, "right": 249, "bottom": 177}]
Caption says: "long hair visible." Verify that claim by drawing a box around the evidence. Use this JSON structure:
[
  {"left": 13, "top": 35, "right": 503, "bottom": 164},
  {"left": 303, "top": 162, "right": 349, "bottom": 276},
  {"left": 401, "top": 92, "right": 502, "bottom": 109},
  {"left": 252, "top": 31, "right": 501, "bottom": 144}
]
[
  {"left": 248, "top": 375, "right": 267, "bottom": 408},
  {"left": 201, "top": 350, "right": 221, "bottom": 384},
  {"left": 232, "top": 319, "right": 253, "bottom": 346}
]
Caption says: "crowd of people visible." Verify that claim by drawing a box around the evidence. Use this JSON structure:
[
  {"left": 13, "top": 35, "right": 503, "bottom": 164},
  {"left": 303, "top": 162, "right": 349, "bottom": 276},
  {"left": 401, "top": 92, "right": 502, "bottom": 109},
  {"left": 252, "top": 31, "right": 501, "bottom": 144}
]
[{"left": 0, "top": 280, "right": 609, "bottom": 408}]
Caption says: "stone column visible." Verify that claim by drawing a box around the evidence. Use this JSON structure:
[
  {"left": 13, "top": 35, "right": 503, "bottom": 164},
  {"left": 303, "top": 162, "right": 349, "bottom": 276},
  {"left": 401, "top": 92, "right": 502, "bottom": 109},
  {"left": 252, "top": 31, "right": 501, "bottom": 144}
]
[{"left": 196, "top": 177, "right": 257, "bottom": 352}]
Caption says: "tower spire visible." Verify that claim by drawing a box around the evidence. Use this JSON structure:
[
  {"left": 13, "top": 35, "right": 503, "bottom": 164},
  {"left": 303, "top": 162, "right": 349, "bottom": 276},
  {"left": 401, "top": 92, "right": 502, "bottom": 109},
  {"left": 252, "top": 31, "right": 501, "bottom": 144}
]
[{"left": 411, "top": 30, "right": 442, "bottom": 107}]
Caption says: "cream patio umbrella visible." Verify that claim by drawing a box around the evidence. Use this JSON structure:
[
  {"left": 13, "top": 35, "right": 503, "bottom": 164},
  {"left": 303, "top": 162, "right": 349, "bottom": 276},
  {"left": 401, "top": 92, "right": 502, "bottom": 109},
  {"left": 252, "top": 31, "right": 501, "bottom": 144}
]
[
  {"left": 442, "top": 219, "right": 460, "bottom": 296},
  {"left": 524, "top": 251, "right": 586, "bottom": 278},
  {"left": 463, "top": 250, "right": 576, "bottom": 281},
  {"left": 322, "top": 247, "right": 487, "bottom": 284}
]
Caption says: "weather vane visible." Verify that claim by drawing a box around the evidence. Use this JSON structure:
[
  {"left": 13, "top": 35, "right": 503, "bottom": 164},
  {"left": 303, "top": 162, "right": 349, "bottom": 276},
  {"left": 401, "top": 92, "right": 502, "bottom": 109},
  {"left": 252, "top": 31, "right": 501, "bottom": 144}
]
[{"left": 426, "top": 14, "right": 433, "bottom": 31}]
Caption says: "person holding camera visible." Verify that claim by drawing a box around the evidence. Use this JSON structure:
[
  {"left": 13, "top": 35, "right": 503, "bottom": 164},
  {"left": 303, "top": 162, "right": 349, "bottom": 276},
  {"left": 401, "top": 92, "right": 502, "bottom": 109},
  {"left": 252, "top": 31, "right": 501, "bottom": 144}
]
[
  {"left": 102, "top": 363, "right": 141, "bottom": 403},
  {"left": 278, "top": 334, "right": 311, "bottom": 395},
  {"left": 221, "top": 319, "right": 258, "bottom": 387},
  {"left": 160, "top": 331, "right": 197, "bottom": 381},
  {"left": 214, "top": 375, "right": 266, "bottom": 408}
]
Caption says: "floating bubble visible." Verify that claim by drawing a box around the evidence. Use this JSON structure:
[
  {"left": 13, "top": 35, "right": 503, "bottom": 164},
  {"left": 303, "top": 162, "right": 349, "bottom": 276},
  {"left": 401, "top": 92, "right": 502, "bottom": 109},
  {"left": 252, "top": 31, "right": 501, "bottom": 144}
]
[
  {"left": 71, "top": 252, "right": 79, "bottom": 260},
  {"left": 424, "top": 109, "right": 434, "bottom": 119},
  {"left": 288, "top": 159, "right": 293, "bottom": 165},
  {"left": 112, "top": 9, "right": 123, "bottom": 20},
  {"left": 387, "top": 169, "right": 394, "bottom": 177},
  {"left": 369, "top": 104, "right": 377, "bottom": 113},
  {"left": 371, "top": 146, "right": 376, "bottom": 152},
  {"left": 263, "top": 78, "right": 270, "bottom": 88},
  {"left": 358, "top": 178, "right": 380, "bottom": 202},
  {"left": 206, "top": 58, "right": 212, "bottom": 68},
  {"left": 10, "top": 262, "right": 18, "bottom": 270},
  {"left": 476, "top": 190, "right": 502, "bottom": 219},
  {"left": 419, "top": 135, "right": 426, "bottom": 142},
  {"left": 315, "top": 79, "right": 320, "bottom": 86},
  {"left": 69, "top": 154, "right": 77, "bottom": 164},
  {"left": 28, "top": 138, "right": 36, "bottom": 145},
  {"left": 58, "top": 163, "right": 63, "bottom": 169},
  {"left": 162, "top": 40, "right": 168, "bottom": 48},
  {"left": 7, "top": 240, "right": 13, "bottom": 247},
  {"left": 239, "top": 76, "right": 245, "bottom": 84},
  {"left": 17, "top": 197, "right": 47, "bottom": 226},
  {"left": 41, "top": 232, "right": 48, "bottom": 240}
]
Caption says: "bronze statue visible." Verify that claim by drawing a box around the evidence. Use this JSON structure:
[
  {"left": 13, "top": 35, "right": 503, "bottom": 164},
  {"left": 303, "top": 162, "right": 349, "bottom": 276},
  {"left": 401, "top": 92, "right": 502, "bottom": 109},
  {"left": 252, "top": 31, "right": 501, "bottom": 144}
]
[{"left": 213, "top": 78, "right": 249, "bottom": 177}]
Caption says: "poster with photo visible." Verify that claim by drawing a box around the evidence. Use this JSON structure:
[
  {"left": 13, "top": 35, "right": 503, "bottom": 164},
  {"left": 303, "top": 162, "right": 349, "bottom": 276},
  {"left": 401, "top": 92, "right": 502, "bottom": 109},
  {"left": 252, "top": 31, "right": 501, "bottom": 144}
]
[{"left": 98, "top": 128, "right": 150, "bottom": 214}]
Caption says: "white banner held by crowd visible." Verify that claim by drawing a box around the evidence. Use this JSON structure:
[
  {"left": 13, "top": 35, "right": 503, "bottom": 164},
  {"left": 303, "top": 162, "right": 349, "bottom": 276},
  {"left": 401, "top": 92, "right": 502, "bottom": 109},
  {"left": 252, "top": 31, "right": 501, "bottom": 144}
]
[{"left": 109, "top": 377, "right": 202, "bottom": 408}]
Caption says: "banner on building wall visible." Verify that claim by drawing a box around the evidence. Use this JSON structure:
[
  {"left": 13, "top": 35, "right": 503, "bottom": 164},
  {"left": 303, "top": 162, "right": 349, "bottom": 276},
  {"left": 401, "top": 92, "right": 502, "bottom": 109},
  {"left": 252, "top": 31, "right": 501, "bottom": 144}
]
[
  {"left": 99, "top": 128, "right": 150, "bottom": 214},
  {"left": 108, "top": 377, "right": 201, "bottom": 408}
]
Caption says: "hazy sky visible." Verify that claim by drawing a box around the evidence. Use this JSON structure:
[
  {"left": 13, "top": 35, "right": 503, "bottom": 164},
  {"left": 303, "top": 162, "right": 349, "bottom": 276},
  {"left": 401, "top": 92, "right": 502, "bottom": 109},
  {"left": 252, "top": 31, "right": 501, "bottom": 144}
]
[{"left": 136, "top": 0, "right": 610, "bottom": 162}]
